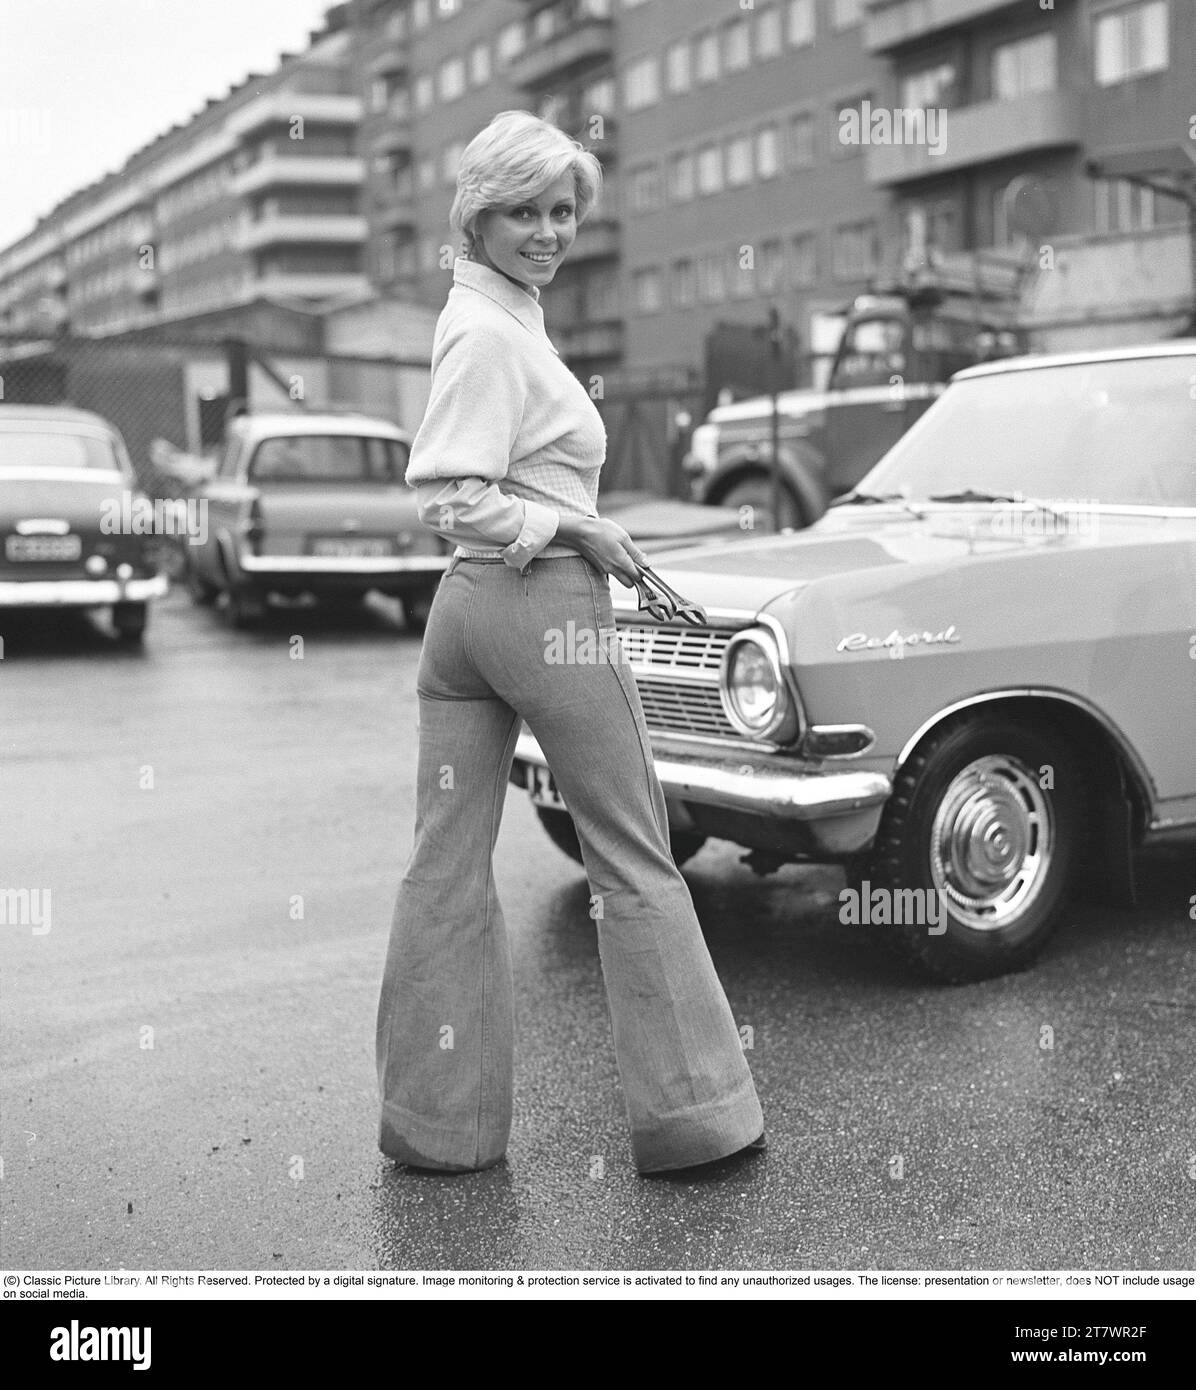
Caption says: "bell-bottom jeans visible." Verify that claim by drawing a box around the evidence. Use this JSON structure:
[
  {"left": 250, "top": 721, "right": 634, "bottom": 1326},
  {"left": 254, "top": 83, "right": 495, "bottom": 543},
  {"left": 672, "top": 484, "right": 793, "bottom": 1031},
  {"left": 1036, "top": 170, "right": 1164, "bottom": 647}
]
[{"left": 375, "top": 553, "right": 764, "bottom": 1173}]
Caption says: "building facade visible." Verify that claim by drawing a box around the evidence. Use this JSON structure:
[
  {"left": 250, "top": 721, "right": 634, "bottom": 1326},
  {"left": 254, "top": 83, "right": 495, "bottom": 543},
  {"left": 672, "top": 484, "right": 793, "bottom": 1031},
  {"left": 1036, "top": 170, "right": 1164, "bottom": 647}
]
[
  {"left": 0, "top": 6, "right": 369, "bottom": 338},
  {"left": 1, "top": 0, "right": 1191, "bottom": 374}
]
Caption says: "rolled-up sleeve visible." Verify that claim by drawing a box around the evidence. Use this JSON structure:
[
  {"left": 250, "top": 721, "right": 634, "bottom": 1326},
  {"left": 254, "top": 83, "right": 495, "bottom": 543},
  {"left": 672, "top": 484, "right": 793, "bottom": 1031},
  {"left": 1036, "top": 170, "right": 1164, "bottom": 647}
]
[{"left": 405, "top": 321, "right": 560, "bottom": 569}]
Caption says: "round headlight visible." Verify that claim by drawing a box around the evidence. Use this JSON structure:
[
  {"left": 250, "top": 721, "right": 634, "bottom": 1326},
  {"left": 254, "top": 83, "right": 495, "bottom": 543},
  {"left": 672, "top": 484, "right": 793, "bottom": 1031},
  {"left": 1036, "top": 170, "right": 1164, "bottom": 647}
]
[{"left": 720, "top": 629, "right": 797, "bottom": 741}]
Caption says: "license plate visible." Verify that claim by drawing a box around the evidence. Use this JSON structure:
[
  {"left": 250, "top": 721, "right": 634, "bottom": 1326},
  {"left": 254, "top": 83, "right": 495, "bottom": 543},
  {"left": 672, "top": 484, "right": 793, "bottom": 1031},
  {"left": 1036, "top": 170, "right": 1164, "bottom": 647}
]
[
  {"left": 525, "top": 764, "right": 565, "bottom": 809},
  {"left": 5, "top": 534, "right": 82, "bottom": 562},
  {"left": 309, "top": 537, "right": 394, "bottom": 558}
]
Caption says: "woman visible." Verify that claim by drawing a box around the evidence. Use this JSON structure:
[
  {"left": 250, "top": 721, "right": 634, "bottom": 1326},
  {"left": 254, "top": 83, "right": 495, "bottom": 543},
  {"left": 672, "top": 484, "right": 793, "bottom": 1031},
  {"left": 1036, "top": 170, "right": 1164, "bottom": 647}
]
[{"left": 375, "top": 110, "right": 765, "bottom": 1176}]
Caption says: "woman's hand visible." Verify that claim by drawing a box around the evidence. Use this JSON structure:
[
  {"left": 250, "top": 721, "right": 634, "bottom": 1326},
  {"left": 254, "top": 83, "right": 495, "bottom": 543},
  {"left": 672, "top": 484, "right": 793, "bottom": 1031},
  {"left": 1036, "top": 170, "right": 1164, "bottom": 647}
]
[{"left": 556, "top": 516, "right": 648, "bottom": 588}]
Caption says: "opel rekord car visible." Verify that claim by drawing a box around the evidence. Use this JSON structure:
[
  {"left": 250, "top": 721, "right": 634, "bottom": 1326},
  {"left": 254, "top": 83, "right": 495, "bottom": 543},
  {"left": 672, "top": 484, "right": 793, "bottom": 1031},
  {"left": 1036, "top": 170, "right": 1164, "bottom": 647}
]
[
  {"left": 0, "top": 404, "right": 167, "bottom": 640},
  {"left": 184, "top": 412, "right": 448, "bottom": 630},
  {"left": 511, "top": 343, "right": 1196, "bottom": 982}
]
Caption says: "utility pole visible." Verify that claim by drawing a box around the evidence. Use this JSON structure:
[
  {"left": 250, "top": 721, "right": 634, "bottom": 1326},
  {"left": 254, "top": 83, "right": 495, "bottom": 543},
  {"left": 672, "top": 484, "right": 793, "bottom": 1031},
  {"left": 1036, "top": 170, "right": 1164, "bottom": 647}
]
[{"left": 768, "top": 306, "right": 782, "bottom": 532}]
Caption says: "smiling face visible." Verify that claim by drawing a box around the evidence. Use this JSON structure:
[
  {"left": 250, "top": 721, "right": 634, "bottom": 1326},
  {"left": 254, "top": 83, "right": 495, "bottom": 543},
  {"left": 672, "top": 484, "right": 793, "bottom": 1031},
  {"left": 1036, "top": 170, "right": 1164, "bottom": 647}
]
[{"left": 472, "top": 172, "right": 578, "bottom": 295}]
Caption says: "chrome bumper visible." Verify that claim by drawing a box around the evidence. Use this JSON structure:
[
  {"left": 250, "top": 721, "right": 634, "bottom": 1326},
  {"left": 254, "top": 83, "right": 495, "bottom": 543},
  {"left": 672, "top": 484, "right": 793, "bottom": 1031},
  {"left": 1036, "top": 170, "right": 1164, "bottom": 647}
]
[
  {"left": 511, "top": 728, "right": 891, "bottom": 857},
  {"left": 0, "top": 573, "right": 169, "bottom": 607},
  {"left": 238, "top": 554, "right": 450, "bottom": 575}
]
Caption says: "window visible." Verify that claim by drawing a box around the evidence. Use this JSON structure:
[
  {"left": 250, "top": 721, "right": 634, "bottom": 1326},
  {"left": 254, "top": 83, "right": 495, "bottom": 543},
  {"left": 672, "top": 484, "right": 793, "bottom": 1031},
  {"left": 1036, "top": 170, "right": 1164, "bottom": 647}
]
[
  {"left": 438, "top": 0, "right": 461, "bottom": 16},
  {"left": 789, "top": 111, "right": 814, "bottom": 166},
  {"left": 668, "top": 151, "right": 695, "bottom": 202},
  {"left": 829, "top": 0, "right": 863, "bottom": 29},
  {"left": 787, "top": 0, "right": 815, "bottom": 47},
  {"left": 439, "top": 57, "right": 465, "bottom": 102},
  {"left": 789, "top": 232, "right": 817, "bottom": 287},
  {"left": 724, "top": 16, "right": 751, "bottom": 71},
  {"left": 415, "top": 74, "right": 434, "bottom": 110},
  {"left": 671, "top": 259, "right": 696, "bottom": 307},
  {"left": 497, "top": 20, "right": 525, "bottom": 65},
  {"left": 533, "top": 6, "right": 557, "bottom": 42},
  {"left": 755, "top": 124, "right": 780, "bottom": 179},
  {"left": 418, "top": 157, "right": 436, "bottom": 190},
  {"left": 833, "top": 93, "right": 871, "bottom": 158},
  {"left": 1094, "top": 1, "right": 1169, "bottom": 84},
  {"left": 903, "top": 199, "right": 960, "bottom": 256},
  {"left": 760, "top": 240, "right": 784, "bottom": 294},
  {"left": 696, "top": 252, "right": 726, "bottom": 303},
  {"left": 469, "top": 42, "right": 491, "bottom": 86},
  {"left": 442, "top": 141, "right": 464, "bottom": 182},
  {"left": 629, "top": 162, "right": 663, "bottom": 212},
  {"left": 756, "top": 5, "right": 782, "bottom": 58},
  {"left": 696, "top": 30, "right": 720, "bottom": 82},
  {"left": 633, "top": 266, "right": 662, "bottom": 313},
  {"left": 696, "top": 144, "right": 723, "bottom": 195},
  {"left": 666, "top": 38, "right": 691, "bottom": 93},
  {"left": 582, "top": 77, "right": 615, "bottom": 115},
  {"left": 900, "top": 62, "right": 957, "bottom": 109},
  {"left": 624, "top": 56, "right": 660, "bottom": 110},
  {"left": 370, "top": 78, "right": 388, "bottom": 114},
  {"left": 412, "top": 0, "right": 431, "bottom": 30},
  {"left": 833, "top": 222, "right": 878, "bottom": 279},
  {"left": 726, "top": 134, "right": 753, "bottom": 186},
  {"left": 992, "top": 33, "right": 1056, "bottom": 99},
  {"left": 731, "top": 245, "right": 756, "bottom": 298}
]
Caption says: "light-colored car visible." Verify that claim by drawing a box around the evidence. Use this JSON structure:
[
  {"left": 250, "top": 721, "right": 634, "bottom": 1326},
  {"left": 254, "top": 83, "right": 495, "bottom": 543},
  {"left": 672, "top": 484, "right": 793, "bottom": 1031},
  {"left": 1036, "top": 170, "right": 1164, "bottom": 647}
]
[
  {"left": 511, "top": 342, "right": 1196, "bottom": 982},
  {"left": 184, "top": 411, "right": 448, "bottom": 630},
  {"left": 0, "top": 404, "right": 167, "bottom": 640}
]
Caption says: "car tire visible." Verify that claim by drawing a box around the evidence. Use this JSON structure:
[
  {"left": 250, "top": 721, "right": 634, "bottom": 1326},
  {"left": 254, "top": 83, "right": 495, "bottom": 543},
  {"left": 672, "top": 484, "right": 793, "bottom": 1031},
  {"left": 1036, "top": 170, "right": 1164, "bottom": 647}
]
[
  {"left": 185, "top": 551, "right": 219, "bottom": 606},
  {"left": 534, "top": 805, "right": 706, "bottom": 869},
  {"left": 222, "top": 582, "right": 266, "bottom": 630},
  {"left": 112, "top": 601, "right": 147, "bottom": 642},
  {"left": 400, "top": 588, "right": 436, "bottom": 634},
  {"left": 863, "top": 713, "right": 1082, "bottom": 983},
  {"left": 713, "top": 474, "right": 807, "bottom": 532}
]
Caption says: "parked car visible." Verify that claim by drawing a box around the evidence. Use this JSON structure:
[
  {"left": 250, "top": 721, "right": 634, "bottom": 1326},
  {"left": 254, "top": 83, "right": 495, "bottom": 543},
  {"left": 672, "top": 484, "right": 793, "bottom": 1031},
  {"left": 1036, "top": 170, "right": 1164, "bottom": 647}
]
[
  {"left": 0, "top": 404, "right": 167, "bottom": 640},
  {"left": 511, "top": 342, "right": 1196, "bottom": 982},
  {"left": 183, "top": 412, "right": 448, "bottom": 630}
]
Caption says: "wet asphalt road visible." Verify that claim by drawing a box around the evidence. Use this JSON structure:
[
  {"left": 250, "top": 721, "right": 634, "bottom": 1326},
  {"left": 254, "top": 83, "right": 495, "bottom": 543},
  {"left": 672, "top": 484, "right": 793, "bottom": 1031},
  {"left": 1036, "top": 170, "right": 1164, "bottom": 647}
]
[{"left": 2, "top": 589, "right": 1193, "bottom": 1272}]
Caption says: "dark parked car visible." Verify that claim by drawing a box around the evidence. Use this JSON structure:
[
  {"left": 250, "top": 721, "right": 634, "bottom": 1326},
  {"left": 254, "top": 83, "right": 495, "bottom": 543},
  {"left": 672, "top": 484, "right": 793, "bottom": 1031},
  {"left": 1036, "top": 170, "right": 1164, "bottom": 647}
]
[{"left": 0, "top": 404, "right": 167, "bottom": 640}]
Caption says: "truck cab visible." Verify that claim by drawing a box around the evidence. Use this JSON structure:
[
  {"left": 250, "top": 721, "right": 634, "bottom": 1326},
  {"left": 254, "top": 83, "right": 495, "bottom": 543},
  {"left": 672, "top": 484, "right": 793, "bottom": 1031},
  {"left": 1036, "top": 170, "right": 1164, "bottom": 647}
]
[{"left": 683, "top": 287, "right": 1024, "bottom": 530}]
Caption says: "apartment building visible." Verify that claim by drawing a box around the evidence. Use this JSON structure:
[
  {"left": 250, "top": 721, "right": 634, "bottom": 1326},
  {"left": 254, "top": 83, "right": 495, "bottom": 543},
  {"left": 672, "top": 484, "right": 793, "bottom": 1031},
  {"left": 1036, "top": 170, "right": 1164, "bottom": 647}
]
[
  {"left": 2, "top": 0, "right": 1190, "bottom": 370},
  {"left": 0, "top": 5, "right": 369, "bottom": 338}
]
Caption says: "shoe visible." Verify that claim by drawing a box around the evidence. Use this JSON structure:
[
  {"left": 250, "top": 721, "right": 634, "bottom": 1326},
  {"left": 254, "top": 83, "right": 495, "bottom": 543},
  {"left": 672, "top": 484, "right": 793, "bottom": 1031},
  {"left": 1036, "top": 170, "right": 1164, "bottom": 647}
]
[{"left": 640, "top": 1132, "right": 766, "bottom": 1178}]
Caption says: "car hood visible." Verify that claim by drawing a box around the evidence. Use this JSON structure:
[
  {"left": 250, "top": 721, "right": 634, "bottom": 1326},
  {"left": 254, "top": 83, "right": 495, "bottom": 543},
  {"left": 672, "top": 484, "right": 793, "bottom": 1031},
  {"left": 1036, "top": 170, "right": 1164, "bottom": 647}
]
[
  {"left": 599, "top": 490, "right": 745, "bottom": 550},
  {"left": 609, "top": 505, "right": 1188, "bottom": 619}
]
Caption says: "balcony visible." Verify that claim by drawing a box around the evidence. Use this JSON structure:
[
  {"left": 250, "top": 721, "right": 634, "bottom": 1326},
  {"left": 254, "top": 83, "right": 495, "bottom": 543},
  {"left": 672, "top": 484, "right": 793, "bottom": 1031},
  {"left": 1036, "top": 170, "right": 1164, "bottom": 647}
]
[
  {"left": 508, "top": 15, "right": 613, "bottom": 90},
  {"left": 372, "top": 120, "right": 413, "bottom": 157},
  {"left": 568, "top": 217, "right": 619, "bottom": 263},
  {"left": 237, "top": 214, "right": 369, "bottom": 251},
  {"left": 227, "top": 91, "right": 362, "bottom": 137},
  {"left": 865, "top": 89, "right": 1084, "bottom": 185},
  {"left": 863, "top": 0, "right": 1022, "bottom": 53},
  {"left": 230, "top": 153, "right": 365, "bottom": 196},
  {"left": 252, "top": 270, "right": 372, "bottom": 302}
]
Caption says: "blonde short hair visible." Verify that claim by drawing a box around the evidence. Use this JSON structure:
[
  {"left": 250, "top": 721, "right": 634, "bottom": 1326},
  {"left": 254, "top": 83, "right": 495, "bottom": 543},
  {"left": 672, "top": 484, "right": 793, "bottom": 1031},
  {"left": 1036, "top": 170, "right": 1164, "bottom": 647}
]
[{"left": 450, "top": 109, "right": 604, "bottom": 260}]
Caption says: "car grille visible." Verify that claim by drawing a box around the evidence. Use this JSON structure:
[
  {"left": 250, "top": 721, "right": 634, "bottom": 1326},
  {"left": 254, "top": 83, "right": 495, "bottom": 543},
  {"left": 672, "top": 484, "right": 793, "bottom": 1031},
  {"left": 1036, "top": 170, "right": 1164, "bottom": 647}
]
[{"left": 616, "top": 621, "right": 742, "bottom": 741}]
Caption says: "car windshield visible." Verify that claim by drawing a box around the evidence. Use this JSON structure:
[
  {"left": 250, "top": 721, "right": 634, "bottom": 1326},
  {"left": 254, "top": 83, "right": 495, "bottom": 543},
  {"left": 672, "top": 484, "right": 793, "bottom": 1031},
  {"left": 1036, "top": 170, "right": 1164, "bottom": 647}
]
[
  {"left": 247, "top": 434, "right": 409, "bottom": 484},
  {"left": 0, "top": 430, "right": 120, "bottom": 470},
  {"left": 861, "top": 355, "right": 1196, "bottom": 508}
]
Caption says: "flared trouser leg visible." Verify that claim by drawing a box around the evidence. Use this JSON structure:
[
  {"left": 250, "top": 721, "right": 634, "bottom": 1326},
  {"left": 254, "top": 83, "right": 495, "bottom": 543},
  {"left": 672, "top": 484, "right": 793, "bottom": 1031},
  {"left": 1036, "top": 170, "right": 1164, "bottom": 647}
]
[{"left": 376, "top": 553, "right": 763, "bottom": 1173}]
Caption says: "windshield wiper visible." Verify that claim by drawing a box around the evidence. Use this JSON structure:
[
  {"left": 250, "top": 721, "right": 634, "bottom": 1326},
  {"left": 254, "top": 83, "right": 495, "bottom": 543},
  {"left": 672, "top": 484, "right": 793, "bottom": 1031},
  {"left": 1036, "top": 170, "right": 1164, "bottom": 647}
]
[
  {"left": 928, "top": 490, "right": 1067, "bottom": 523},
  {"left": 830, "top": 490, "right": 925, "bottom": 518}
]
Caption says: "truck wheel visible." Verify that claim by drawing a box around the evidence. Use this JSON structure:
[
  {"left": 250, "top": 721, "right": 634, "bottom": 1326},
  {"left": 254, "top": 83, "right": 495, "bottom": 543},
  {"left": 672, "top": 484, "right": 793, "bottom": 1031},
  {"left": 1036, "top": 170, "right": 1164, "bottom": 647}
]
[
  {"left": 534, "top": 806, "right": 706, "bottom": 869},
  {"left": 112, "top": 602, "right": 147, "bottom": 642},
  {"left": 863, "top": 714, "right": 1081, "bottom": 983},
  {"left": 714, "top": 475, "right": 807, "bottom": 532},
  {"left": 222, "top": 581, "right": 266, "bottom": 630}
]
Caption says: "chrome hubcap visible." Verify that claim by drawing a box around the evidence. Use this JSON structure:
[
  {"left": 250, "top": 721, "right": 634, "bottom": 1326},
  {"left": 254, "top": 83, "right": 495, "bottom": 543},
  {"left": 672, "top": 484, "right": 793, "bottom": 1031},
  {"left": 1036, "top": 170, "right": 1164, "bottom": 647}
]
[{"left": 930, "top": 754, "right": 1053, "bottom": 931}]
